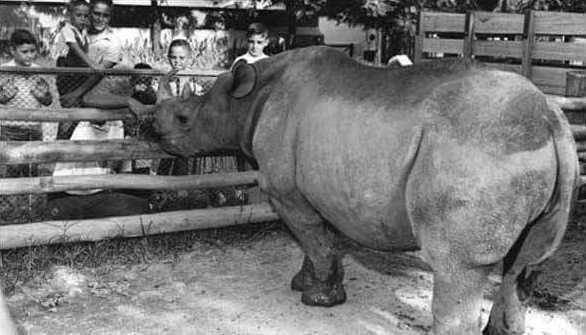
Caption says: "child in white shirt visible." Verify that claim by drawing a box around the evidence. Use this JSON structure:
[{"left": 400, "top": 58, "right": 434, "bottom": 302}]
[
  {"left": 53, "top": 0, "right": 101, "bottom": 95},
  {"left": 231, "top": 22, "right": 270, "bottom": 69}
]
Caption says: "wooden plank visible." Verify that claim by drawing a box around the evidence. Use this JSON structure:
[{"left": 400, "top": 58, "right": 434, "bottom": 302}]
[
  {"left": 531, "top": 65, "right": 573, "bottom": 94},
  {"left": 420, "top": 12, "right": 466, "bottom": 33},
  {"left": 474, "top": 12, "right": 524, "bottom": 35},
  {"left": 534, "top": 11, "right": 586, "bottom": 35},
  {"left": 0, "top": 171, "right": 259, "bottom": 195},
  {"left": 473, "top": 40, "right": 523, "bottom": 58},
  {"left": 548, "top": 94, "right": 586, "bottom": 111},
  {"left": 0, "top": 203, "right": 280, "bottom": 250},
  {"left": 0, "top": 67, "right": 222, "bottom": 77},
  {"left": 479, "top": 62, "right": 522, "bottom": 74},
  {"left": 0, "top": 139, "right": 173, "bottom": 164},
  {"left": 522, "top": 10, "right": 536, "bottom": 78},
  {"left": 533, "top": 41, "right": 586, "bottom": 62},
  {"left": 571, "top": 124, "right": 586, "bottom": 140},
  {"left": 422, "top": 38, "right": 464, "bottom": 54},
  {"left": 0, "top": 107, "right": 138, "bottom": 122}
]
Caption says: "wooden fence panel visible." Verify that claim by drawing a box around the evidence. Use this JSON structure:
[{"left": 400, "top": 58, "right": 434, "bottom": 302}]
[
  {"left": 473, "top": 40, "right": 522, "bottom": 58},
  {"left": 420, "top": 12, "right": 465, "bottom": 33},
  {"left": 416, "top": 10, "right": 586, "bottom": 95},
  {"left": 474, "top": 12, "right": 523, "bottom": 35},
  {"left": 533, "top": 41, "right": 586, "bottom": 62},
  {"left": 421, "top": 38, "right": 464, "bottom": 54},
  {"left": 533, "top": 11, "right": 586, "bottom": 35}
]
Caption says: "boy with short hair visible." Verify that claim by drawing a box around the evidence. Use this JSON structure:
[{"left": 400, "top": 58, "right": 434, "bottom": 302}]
[
  {"left": 0, "top": 29, "right": 56, "bottom": 223},
  {"left": 167, "top": 39, "right": 202, "bottom": 97},
  {"left": 0, "top": 29, "right": 54, "bottom": 153},
  {"left": 232, "top": 22, "right": 270, "bottom": 69},
  {"left": 53, "top": 0, "right": 101, "bottom": 96}
]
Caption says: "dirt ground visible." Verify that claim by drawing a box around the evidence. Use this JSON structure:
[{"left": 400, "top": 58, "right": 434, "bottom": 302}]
[{"left": 4, "top": 214, "right": 586, "bottom": 335}]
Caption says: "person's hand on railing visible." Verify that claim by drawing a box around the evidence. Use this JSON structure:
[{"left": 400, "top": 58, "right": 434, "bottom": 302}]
[
  {"left": 30, "top": 76, "right": 53, "bottom": 106},
  {"left": 0, "top": 78, "right": 18, "bottom": 104}
]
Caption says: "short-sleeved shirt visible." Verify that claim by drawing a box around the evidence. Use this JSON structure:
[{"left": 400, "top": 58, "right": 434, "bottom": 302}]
[
  {"left": 52, "top": 22, "right": 89, "bottom": 59},
  {"left": 88, "top": 27, "right": 122, "bottom": 65},
  {"left": 231, "top": 52, "right": 269, "bottom": 69},
  {"left": 0, "top": 60, "right": 46, "bottom": 127}
]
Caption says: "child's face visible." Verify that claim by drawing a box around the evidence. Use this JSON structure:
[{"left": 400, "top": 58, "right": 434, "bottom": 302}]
[
  {"left": 168, "top": 46, "right": 190, "bottom": 70},
  {"left": 71, "top": 5, "right": 90, "bottom": 30},
  {"left": 11, "top": 43, "right": 37, "bottom": 67},
  {"left": 247, "top": 34, "right": 269, "bottom": 57}
]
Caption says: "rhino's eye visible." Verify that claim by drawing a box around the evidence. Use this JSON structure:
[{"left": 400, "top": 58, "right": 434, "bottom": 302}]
[{"left": 176, "top": 115, "right": 188, "bottom": 124}]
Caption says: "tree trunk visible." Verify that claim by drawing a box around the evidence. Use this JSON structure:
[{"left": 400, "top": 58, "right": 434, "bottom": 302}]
[
  {"left": 150, "top": 0, "right": 162, "bottom": 57},
  {"left": 285, "top": 0, "right": 297, "bottom": 49}
]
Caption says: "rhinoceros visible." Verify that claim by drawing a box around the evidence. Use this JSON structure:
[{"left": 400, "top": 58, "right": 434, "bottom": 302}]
[{"left": 130, "top": 46, "right": 578, "bottom": 335}]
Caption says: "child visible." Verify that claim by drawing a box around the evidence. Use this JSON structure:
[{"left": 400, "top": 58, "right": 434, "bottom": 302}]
[
  {"left": 53, "top": 0, "right": 100, "bottom": 96},
  {"left": 0, "top": 29, "right": 54, "bottom": 176},
  {"left": 157, "top": 39, "right": 202, "bottom": 176},
  {"left": 232, "top": 22, "right": 270, "bottom": 69},
  {"left": 166, "top": 39, "right": 202, "bottom": 97}
]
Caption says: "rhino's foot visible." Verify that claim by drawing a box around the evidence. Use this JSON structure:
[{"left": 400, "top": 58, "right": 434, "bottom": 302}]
[
  {"left": 301, "top": 282, "right": 346, "bottom": 307},
  {"left": 482, "top": 325, "right": 523, "bottom": 335}
]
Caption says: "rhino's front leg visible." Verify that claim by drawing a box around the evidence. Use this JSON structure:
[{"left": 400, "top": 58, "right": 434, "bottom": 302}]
[{"left": 270, "top": 196, "right": 346, "bottom": 307}]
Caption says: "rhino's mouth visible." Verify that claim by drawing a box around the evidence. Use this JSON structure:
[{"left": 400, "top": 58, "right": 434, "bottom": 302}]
[{"left": 159, "top": 134, "right": 195, "bottom": 157}]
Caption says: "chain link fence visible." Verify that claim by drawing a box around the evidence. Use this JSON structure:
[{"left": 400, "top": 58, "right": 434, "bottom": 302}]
[{"left": 0, "top": 67, "right": 247, "bottom": 225}]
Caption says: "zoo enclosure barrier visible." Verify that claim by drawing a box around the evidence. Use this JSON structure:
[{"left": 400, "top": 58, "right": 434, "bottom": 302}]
[
  {"left": 414, "top": 9, "right": 586, "bottom": 179},
  {"left": 0, "top": 66, "right": 279, "bottom": 250}
]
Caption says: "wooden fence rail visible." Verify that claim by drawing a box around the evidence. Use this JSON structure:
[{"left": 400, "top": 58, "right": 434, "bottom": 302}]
[
  {"left": 0, "top": 67, "right": 279, "bottom": 251},
  {"left": 0, "top": 203, "right": 279, "bottom": 250}
]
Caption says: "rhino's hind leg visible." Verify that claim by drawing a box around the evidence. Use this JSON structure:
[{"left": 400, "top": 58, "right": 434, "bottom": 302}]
[
  {"left": 483, "top": 206, "right": 568, "bottom": 335},
  {"left": 270, "top": 196, "right": 346, "bottom": 307},
  {"left": 430, "top": 263, "right": 489, "bottom": 335}
]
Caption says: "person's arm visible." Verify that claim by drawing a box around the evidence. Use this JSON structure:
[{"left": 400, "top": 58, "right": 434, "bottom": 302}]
[
  {"left": 67, "top": 42, "right": 101, "bottom": 69},
  {"left": 82, "top": 90, "right": 138, "bottom": 109},
  {"left": 0, "top": 78, "right": 18, "bottom": 104}
]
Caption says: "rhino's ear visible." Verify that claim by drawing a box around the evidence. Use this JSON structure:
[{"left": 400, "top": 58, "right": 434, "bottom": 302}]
[{"left": 231, "top": 63, "right": 256, "bottom": 99}]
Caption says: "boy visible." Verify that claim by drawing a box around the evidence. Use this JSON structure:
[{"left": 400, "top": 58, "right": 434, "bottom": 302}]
[
  {"left": 167, "top": 39, "right": 202, "bottom": 97},
  {"left": 0, "top": 29, "right": 56, "bottom": 223},
  {"left": 0, "top": 29, "right": 54, "bottom": 175},
  {"left": 157, "top": 39, "right": 201, "bottom": 176},
  {"left": 53, "top": 0, "right": 101, "bottom": 96},
  {"left": 232, "top": 22, "right": 270, "bottom": 69}
]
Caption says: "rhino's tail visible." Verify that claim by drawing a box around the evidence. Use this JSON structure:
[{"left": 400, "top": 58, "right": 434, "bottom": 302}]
[{"left": 505, "top": 101, "right": 579, "bottom": 273}]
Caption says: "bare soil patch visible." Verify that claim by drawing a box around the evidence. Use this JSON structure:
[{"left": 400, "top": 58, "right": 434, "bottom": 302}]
[{"left": 3, "top": 213, "right": 585, "bottom": 335}]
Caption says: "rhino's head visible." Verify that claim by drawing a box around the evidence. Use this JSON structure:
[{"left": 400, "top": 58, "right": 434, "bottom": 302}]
[{"left": 130, "top": 65, "right": 257, "bottom": 157}]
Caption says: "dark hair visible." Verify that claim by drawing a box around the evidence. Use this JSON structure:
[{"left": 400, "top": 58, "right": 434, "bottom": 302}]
[
  {"left": 247, "top": 22, "right": 268, "bottom": 38},
  {"left": 167, "top": 39, "right": 191, "bottom": 55},
  {"left": 69, "top": 0, "right": 89, "bottom": 11},
  {"left": 133, "top": 63, "right": 152, "bottom": 70},
  {"left": 10, "top": 29, "right": 37, "bottom": 48},
  {"left": 131, "top": 63, "right": 156, "bottom": 105},
  {"left": 90, "top": 0, "right": 113, "bottom": 7}
]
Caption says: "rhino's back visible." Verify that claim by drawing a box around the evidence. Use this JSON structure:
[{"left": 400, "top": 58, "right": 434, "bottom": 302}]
[{"left": 285, "top": 53, "right": 556, "bottom": 250}]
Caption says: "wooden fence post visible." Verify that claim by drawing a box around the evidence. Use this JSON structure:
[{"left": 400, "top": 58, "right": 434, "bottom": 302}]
[
  {"left": 521, "top": 9, "right": 536, "bottom": 78},
  {"left": 463, "top": 11, "right": 475, "bottom": 60},
  {"left": 413, "top": 11, "right": 423, "bottom": 63}
]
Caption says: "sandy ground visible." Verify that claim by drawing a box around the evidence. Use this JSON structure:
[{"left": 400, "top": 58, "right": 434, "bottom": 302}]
[{"left": 4, "top": 221, "right": 586, "bottom": 335}]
